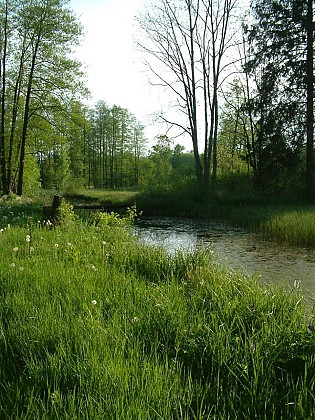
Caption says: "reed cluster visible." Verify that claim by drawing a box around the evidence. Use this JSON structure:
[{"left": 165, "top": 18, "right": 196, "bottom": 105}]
[
  {"left": 227, "top": 205, "right": 315, "bottom": 247},
  {"left": 0, "top": 202, "right": 315, "bottom": 418}
]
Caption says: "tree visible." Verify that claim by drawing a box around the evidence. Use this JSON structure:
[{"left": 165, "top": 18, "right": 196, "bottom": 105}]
[
  {"left": 245, "top": 0, "right": 314, "bottom": 191},
  {"left": 218, "top": 78, "right": 250, "bottom": 177},
  {"left": 0, "top": 0, "right": 84, "bottom": 196},
  {"left": 138, "top": 0, "right": 239, "bottom": 186},
  {"left": 86, "top": 102, "right": 146, "bottom": 189}
]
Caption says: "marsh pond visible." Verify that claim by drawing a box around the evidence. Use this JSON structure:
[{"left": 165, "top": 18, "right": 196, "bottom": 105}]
[{"left": 134, "top": 217, "right": 315, "bottom": 301}]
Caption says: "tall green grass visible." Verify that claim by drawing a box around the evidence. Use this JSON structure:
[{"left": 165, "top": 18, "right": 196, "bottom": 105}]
[
  {"left": 226, "top": 204, "right": 315, "bottom": 247},
  {"left": 0, "top": 202, "right": 315, "bottom": 418}
]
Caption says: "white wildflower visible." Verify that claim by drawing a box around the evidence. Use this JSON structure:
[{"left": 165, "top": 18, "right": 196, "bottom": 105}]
[
  {"left": 54, "top": 243, "right": 59, "bottom": 248},
  {"left": 91, "top": 300, "right": 97, "bottom": 305},
  {"left": 13, "top": 247, "right": 18, "bottom": 252},
  {"left": 10, "top": 262, "right": 15, "bottom": 268}
]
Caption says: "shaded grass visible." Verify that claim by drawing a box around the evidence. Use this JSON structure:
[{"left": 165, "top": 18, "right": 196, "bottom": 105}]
[
  {"left": 64, "top": 188, "right": 138, "bottom": 207},
  {"left": 0, "top": 206, "right": 315, "bottom": 418}
]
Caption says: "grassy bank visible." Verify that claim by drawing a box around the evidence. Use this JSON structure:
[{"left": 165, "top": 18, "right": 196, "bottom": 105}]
[
  {"left": 6, "top": 186, "right": 314, "bottom": 247},
  {"left": 1, "top": 200, "right": 315, "bottom": 418}
]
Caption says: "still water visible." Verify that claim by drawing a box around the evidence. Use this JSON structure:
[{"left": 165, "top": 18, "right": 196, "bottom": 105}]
[{"left": 134, "top": 217, "right": 315, "bottom": 300}]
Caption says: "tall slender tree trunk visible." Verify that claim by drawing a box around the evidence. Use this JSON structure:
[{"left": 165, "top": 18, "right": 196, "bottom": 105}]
[
  {"left": 17, "top": 37, "right": 40, "bottom": 196},
  {"left": 7, "top": 53, "right": 24, "bottom": 194},
  {"left": 0, "top": 1, "right": 8, "bottom": 195},
  {"left": 305, "top": 0, "right": 314, "bottom": 191}
]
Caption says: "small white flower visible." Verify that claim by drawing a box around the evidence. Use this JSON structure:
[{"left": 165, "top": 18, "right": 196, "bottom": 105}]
[
  {"left": 67, "top": 242, "right": 72, "bottom": 247},
  {"left": 19, "top": 267, "right": 24, "bottom": 271},
  {"left": 131, "top": 316, "right": 139, "bottom": 324},
  {"left": 102, "top": 241, "right": 106, "bottom": 245},
  {"left": 91, "top": 300, "right": 97, "bottom": 305},
  {"left": 10, "top": 262, "right": 15, "bottom": 268},
  {"left": 13, "top": 247, "right": 18, "bottom": 252},
  {"left": 54, "top": 243, "right": 59, "bottom": 248},
  {"left": 7, "top": 223, "right": 10, "bottom": 228},
  {"left": 30, "top": 247, "right": 34, "bottom": 252},
  {"left": 26, "top": 237, "right": 31, "bottom": 243},
  {"left": 91, "top": 265, "right": 97, "bottom": 271}
]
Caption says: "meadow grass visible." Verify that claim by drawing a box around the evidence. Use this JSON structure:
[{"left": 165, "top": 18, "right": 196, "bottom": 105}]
[{"left": 1, "top": 200, "right": 315, "bottom": 418}]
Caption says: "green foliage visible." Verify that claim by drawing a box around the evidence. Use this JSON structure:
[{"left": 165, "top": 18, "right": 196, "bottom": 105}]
[
  {"left": 89, "top": 206, "right": 141, "bottom": 227},
  {"left": 245, "top": 0, "right": 310, "bottom": 190},
  {"left": 54, "top": 201, "right": 75, "bottom": 226},
  {"left": 22, "top": 152, "right": 42, "bottom": 195}
]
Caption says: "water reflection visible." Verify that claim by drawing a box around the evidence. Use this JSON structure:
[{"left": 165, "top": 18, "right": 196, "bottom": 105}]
[{"left": 134, "top": 217, "right": 315, "bottom": 300}]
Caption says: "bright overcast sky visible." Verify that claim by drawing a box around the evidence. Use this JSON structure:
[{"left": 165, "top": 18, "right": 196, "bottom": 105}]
[{"left": 69, "top": 0, "right": 165, "bottom": 143}]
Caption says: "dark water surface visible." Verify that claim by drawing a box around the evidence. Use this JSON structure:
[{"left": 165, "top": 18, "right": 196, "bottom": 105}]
[{"left": 134, "top": 217, "right": 315, "bottom": 301}]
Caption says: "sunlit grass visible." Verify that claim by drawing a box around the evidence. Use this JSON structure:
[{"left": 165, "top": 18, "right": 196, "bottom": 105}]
[
  {"left": 261, "top": 209, "right": 315, "bottom": 246},
  {"left": 1, "top": 201, "right": 315, "bottom": 418},
  {"left": 226, "top": 204, "right": 315, "bottom": 247}
]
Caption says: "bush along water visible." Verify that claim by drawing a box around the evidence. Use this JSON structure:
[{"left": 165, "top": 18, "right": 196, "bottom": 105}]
[{"left": 0, "top": 202, "right": 315, "bottom": 418}]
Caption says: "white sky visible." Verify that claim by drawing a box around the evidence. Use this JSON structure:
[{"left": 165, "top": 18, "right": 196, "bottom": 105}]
[{"left": 69, "top": 0, "right": 166, "bottom": 145}]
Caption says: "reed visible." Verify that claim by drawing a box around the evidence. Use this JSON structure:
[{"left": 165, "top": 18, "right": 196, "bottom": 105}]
[
  {"left": 1, "top": 202, "right": 315, "bottom": 418},
  {"left": 226, "top": 204, "right": 315, "bottom": 247}
]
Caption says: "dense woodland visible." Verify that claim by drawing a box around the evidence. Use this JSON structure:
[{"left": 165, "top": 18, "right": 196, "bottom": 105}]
[{"left": 0, "top": 0, "right": 314, "bottom": 197}]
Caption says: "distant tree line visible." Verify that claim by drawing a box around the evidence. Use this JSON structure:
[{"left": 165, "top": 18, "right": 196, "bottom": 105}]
[{"left": 39, "top": 101, "right": 147, "bottom": 191}]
